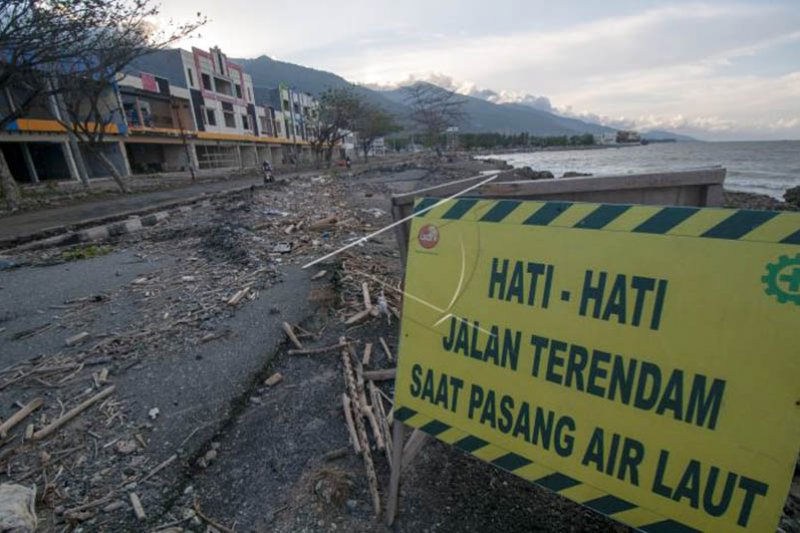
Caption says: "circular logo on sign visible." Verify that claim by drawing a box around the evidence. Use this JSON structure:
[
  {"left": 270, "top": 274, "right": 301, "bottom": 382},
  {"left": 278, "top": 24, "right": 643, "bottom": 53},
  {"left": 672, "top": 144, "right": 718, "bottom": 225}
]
[
  {"left": 418, "top": 224, "right": 439, "bottom": 249},
  {"left": 762, "top": 253, "right": 800, "bottom": 305}
]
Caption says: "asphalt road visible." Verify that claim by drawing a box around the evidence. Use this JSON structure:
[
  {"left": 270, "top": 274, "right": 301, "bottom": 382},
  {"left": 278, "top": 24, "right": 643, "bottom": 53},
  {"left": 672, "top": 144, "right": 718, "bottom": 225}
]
[
  {"left": 0, "top": 249, "right": 168, "bottom": 367},
  {"left": 0, "top": 176, "right": 267, "bottom": 244}
]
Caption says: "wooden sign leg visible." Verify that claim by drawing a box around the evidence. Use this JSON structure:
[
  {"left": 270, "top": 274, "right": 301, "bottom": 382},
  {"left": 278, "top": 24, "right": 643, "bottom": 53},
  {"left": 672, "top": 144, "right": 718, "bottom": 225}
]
[{"left": 385, "top": 420, "right": 407, "bottom": 525}]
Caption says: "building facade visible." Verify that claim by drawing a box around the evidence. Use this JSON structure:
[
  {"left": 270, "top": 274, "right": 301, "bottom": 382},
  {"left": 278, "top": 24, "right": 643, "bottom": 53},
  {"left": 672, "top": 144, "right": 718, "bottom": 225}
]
[{"left": 0, "top": 46, "right": 318, "bottom": 185}]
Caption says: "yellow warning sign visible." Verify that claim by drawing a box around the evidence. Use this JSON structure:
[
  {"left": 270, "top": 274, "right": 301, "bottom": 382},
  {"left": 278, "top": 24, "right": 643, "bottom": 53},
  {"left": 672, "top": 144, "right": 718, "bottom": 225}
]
[{"left": 394, "top": 198, "right": 800, "bottom": 532}]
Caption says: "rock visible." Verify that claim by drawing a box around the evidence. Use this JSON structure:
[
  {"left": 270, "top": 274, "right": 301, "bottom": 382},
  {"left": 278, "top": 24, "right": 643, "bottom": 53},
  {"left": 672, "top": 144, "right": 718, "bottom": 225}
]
[
  {"left": 563, "top": 171, "right": 592, "bottom": 178},
  {"left": 515, "top": 166, "right": 554, "bottom": 180},
  {"left": 0, "top": 258, "right": 16, "bottom": 271},
  {"left": 115, "top": 439, "right": 138, "bottom": 455},
  {"left": 346, "top": 499, "right": 358, "bottom": 512},
  {"left": 785, "top": 185, "right": 800, "bottom": 207},
  {"left": 148, "top": 407, "right": 160, "bottom": 420},
  {"left": 0, "top": 484, "right": 37, "bottom": 532},
  {"left": 197, "top": 449, "right": 218, "bottom": 468}
]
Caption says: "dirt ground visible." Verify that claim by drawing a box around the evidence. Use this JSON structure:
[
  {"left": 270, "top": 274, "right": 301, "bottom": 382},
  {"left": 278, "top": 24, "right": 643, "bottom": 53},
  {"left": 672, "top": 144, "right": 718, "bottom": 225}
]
[{"left": 0, "top": 155, "right": 797, "bottom": 532}]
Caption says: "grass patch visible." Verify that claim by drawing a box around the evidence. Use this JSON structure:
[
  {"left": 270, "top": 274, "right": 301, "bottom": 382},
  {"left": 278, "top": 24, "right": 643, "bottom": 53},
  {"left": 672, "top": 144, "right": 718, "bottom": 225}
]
[{"left": 59, "top": 244, "right": 112, "bottom": 262}]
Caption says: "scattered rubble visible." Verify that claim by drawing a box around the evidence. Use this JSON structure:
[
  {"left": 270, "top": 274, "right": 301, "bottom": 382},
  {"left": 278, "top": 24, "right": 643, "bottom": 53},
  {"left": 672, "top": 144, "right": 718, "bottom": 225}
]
[{"left": 5, "top": 153, "right": 793, "bottom": 532}]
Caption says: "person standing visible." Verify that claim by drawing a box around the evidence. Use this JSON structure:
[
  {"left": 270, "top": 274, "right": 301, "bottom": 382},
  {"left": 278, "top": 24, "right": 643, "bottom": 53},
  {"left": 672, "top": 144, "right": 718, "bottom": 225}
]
[{"left": 261, "top": 160, "right": 273, "bottom": 184}]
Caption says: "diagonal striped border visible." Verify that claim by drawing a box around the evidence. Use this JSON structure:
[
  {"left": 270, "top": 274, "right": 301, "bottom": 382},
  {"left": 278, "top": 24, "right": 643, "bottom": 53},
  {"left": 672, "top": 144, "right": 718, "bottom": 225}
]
[
  {"left": 416, "top": 197, "right": 800, "bottom": 245},
  {"left": 398, "top": 407, "right": 700, "bottom": 533}
]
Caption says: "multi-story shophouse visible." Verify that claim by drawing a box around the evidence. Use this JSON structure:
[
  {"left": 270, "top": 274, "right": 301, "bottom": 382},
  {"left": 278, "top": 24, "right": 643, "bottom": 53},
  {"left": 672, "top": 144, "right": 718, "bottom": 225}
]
[{"left": 0, "top": 46, "right": 317, "bottom": 185}]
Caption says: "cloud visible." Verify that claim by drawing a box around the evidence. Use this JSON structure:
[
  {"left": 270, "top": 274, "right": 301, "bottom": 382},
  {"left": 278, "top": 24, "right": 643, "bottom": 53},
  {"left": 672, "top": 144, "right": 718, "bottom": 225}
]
[
  {"left": 168, "top": 1, "right": 800, "bottom": 140},
  {"left": 329, "top": 3, "right": 800, "bottom": 140},
  {"left": 365, "top": 72, "right": 556, "bottom": 112}
]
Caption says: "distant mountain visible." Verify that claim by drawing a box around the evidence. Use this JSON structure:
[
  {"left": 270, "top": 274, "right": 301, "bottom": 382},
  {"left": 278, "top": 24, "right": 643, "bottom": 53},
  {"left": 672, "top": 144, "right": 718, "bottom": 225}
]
[
  {"left": 234, "top": 55, "right": 407, "bottom": 118},
  {"left": 641, "top": 130, "right": 698, "bottom": 142},
  {"left": 235, "top": 57, "right": 615, "bottom": 136},
  {"left": 380, "top": 83, "right": 614, "bottom": 136}
]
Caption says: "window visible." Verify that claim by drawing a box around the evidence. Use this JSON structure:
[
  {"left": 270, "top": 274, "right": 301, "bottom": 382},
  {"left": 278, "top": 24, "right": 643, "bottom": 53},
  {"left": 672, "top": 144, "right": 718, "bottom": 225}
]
[
  {"left": 247, "top": 88, "right": 253, "bottom": 102},
  {"left": 214, "top": 77, "right": 233, "bottom": 96},
  {"left": 187, "top": 68, "right": 195, "bottom": 87},
  {"left": 201, "top": 73, "right": 212, "bottom": 91},
  {"left": 222, "top": 103, "right": 235, "bottom": 128},
  {"left": 235, "top": 84, "right": 242, "bottom": 99},
  {"left": 204, "top": 107, "right": 216, "bottom": 126},
  {"left": 241, "top": 114, "right": 249, "bottom": 130},
  {"left": 260, "top": 116, "right": 272, "bottom": 136}
]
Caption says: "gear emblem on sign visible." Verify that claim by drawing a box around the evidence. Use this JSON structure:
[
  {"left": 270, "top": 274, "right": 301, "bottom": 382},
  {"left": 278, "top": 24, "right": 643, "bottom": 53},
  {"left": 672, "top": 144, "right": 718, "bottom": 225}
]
[{"left": 762, "top": 253, "right": 800, "bottom": 305}]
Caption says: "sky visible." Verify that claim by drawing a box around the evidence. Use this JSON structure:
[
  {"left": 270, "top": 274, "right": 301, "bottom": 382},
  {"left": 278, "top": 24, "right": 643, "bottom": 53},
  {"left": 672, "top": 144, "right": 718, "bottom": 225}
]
[{"left": 159, "top": 0, "right": 800, "bottom": 140}]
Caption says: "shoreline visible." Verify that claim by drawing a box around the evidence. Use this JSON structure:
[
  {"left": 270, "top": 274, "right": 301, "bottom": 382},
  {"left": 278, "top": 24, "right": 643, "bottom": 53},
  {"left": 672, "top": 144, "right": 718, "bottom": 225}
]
[
  {"left": 473, "top": 143, "right": 637, "bottom": 156},
  {"left": 471, "top": 155, "right": 797, "bottom": 211}
]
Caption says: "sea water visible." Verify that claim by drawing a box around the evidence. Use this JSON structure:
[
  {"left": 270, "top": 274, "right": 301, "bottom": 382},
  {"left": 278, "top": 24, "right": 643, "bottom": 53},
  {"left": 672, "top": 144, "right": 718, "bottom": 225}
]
[{"left": 483, "top": 141, "right": 800, "bottom": 200}]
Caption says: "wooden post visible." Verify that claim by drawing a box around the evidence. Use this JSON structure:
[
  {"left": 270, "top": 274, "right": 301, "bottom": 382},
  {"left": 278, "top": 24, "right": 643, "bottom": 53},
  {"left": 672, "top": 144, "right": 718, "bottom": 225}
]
[
  {"left": 386, "top": 420, "right": 406, "bottom": 525},
  {"left": 401, "top": 428, "right": 429, "bottom": 472}
]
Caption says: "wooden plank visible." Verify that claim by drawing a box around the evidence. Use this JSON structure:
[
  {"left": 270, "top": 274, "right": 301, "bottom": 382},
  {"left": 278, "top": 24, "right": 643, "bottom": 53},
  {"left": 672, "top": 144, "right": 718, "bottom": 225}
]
[
  {"left": 385, "top": 421, "right": 407, "bottom": 526},
  {"left": 0, "top": 397, "right": 43, "bottom": 438},
  {"left": 390, "top": 168, "right": 728, "bottom": 266},
  {"left": 391, "top": 167, "right": 725, "bottom": 208},
  {"left": 363, "top": 368, "right": 396, "bottom": 381},
  {"left": 33, "top": 386, "right": 115, "bottom": 440}
]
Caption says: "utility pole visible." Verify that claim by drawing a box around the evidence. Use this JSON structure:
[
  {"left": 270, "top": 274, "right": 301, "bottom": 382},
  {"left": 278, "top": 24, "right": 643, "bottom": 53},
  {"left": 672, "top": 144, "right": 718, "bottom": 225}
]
[{"left": 172, "top": 101, "right": 195, "bottom": 181}]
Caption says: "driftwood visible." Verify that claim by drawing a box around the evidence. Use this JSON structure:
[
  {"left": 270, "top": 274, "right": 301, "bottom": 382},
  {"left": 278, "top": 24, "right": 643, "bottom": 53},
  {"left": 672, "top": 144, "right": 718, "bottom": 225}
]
[
  {"left": 308, "top": 215, "right": 338, "bottom": 230},
  {"left": 341, "top": 341, "right": 381, "bottom": 516},
  {"left": 344, "top": 307, "right": 373, "bottom": 326},
  {"left": 363, "top": 368, "right": 396, "bottom": 381},
  {"left": 282, "top": 322, "right": 303, "bottom": 350},
  {"left": 362, "top": 282, "right": 372, "bottom": 309},
  {"left": 194, "top": 499, "right": 234, "bottom": 533},
  {"left": 0, "top": 397, "right": 43, "bottom": 438},
  {"left": 322, "top": 446, "right": 349, "bottom": 462},
  {"left": 226, "top": 286, "right": 251, "bottom": 306},
  {"left": 129, "top": 492, "right": 146, "bottom": 521},
  {"left": 33, "top": 386, "right": 115, "bottom": 440},
  {"left": 62, "top": 495, "right": 115, "bottom": 517},
  {"left": 362, "top": 343, "right": 373, "bottom": 366},
  {"left": 342, "top": 394, "right": 361, "bottom": 454},
  {"left": 370, "top": 381, "right": 393, "bottom": 467},
  {"left": 379, "top": 337, "right": 393, "bottom": 362},
  {"left": 140, "top": 454, "right": 177, "bottom": 483},
  {"left": 264, "top": 372, "right": 283, "bottom": 386},
  {"left": 287, "top": 341, "right": 349, "bottom": 355},
  {"left": 354, "top": 357, "right": 385, "bottom": 451}
]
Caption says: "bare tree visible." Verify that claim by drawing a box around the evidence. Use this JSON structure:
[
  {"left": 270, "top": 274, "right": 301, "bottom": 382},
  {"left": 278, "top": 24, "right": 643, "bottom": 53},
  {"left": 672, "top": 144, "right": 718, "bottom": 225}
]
[
  {"left": 307, "top": 87, "right": 361, "bottom": 167},
  {"left": 353, "top": 105, "right": 400, "bottom": 162},
  {"left": 0, "top": 1, "right": 204, "bottom": 207},
  {"left": 402, "top": 82, "right": 466, "bottom": 150}
]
